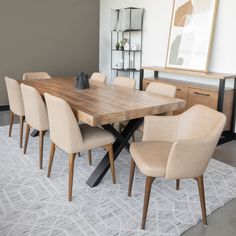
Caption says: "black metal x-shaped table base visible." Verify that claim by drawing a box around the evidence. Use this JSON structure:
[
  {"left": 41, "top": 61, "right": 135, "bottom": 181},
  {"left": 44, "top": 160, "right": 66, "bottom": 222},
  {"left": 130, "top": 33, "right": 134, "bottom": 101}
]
[{"left": 86, "top": 118, "right": 143, "bottom": 188}]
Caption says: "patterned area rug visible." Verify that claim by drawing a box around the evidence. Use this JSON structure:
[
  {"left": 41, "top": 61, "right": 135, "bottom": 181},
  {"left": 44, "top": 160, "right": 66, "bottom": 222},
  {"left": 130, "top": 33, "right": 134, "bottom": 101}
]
[{"left": 0, "top": 124, "right": 236, "bottom": 236}]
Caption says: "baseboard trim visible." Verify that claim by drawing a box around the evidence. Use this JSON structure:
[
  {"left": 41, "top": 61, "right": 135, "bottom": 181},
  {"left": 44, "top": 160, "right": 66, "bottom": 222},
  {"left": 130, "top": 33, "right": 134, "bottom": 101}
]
[{"left": 0, "top": 105, "right": 9, "bottom": 111}]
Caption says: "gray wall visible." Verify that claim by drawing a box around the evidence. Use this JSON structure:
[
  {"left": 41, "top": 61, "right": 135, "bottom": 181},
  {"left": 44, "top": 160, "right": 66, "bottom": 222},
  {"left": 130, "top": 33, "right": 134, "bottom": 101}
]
[{"left": 0, "top": 0, "right": 100, "bottom": 105}]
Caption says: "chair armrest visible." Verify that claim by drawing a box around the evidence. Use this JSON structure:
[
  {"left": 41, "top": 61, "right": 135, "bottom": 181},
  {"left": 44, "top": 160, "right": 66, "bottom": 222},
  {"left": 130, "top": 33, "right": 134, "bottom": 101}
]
[
  {"left": 166, "top": 137, "right": 218, "bottom": 179},
  {"left": 143, "top": 115, "right": 180, "bottom": 142}
]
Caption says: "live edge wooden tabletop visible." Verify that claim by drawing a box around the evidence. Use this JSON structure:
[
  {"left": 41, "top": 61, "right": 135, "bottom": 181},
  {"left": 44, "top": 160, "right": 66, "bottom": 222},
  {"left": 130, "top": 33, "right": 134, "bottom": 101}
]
[{"left": 22, "top": 78, "right": 186, "bottom": 127}]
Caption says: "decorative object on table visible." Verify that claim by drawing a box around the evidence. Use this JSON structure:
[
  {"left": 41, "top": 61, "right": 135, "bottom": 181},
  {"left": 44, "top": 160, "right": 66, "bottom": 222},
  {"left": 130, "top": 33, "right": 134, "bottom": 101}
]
[
  {"left": 75, "top": 72, "right": 90, "bottom": 90},
  {"left": 115, "top": 42, "right": 120, "bottom": 50},
  {"left": 111, "top": 7, "right": 144, "bottom": 80},
  {"left": 166, "top": 0, "right": 219, "bottom": 72}
]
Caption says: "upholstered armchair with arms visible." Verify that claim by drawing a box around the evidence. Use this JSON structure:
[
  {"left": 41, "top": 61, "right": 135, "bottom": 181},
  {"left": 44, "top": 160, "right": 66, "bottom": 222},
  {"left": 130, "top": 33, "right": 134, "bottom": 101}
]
[{"left": 129, "top": 105, "right": 226, "bottom": 229}]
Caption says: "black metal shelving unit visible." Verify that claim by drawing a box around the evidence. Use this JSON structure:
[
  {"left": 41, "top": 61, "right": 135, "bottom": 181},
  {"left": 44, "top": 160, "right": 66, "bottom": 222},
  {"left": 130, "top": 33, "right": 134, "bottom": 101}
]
[{"left": 111, "top": 8, "right": 144, "bottom": 82}]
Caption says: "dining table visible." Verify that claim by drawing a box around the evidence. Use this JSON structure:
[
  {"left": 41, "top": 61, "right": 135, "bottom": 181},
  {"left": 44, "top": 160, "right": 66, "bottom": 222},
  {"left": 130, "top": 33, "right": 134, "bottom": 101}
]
[{"left": 22, "top": 77, "right": 186, "bottom": 187}]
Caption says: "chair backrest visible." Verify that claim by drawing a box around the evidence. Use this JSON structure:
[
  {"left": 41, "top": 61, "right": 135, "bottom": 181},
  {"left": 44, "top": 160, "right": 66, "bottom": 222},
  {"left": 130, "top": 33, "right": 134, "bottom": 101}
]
[
  {"left": 166, "top": 105, "right": 226, "bottom": 179},
  {"left": 23, "top": 72, "right": 51, "bottom": 80},
  {"left": 90, "top": 73, "right": 106, "bottom": 84},
  {"left": 146, "top": 82, "right": 176, "bottom": 98},
  {"left": 177, "top": 105, "right": 225, "bottom": 140},
  {"left": 44, "top": 93, "right": 84, "bottom": 154},
  {"left": 113, "top": 77, "right": 136, "bottom": 89},
  {"left": 5, "top": 77, "right": 25, "bottom": 116},
  {"left": 21, "top": 84, "right": 49, "bottom": 131}
]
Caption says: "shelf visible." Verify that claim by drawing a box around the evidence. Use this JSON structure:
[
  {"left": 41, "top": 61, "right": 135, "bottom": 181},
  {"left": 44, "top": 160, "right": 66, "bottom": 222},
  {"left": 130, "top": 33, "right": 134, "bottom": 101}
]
[
  {"left": 112, "top": 49, "right": 142, "bottom": 52},
  {"left": 111, "top": 9, "right": 143, "bottom": 79},
  {"left": 143, "top": 77, "right": 233, "bottom": 92},
  {"left": 112, "top": 68, "right": 139, "bottom": 72},
  {"left": 141, "top": 66, "right": 236, "bottom": 80},
  {"left": 112, "top": 29, "right": 142, "bottom": 32}
]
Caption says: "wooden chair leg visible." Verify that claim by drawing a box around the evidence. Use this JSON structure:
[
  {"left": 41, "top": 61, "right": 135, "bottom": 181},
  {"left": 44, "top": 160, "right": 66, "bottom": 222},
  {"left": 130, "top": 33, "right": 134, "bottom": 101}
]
[
  {"left": 68, "top": 154, "right": 76, "bottom": 201},
  {"left": 128, "top": 158, "right": 136, "bottom": 197},
  {"left": 196, "top": 175, "right": 207, "bottom": 225},
  {"left": 9, "top": 111, "right": 14, "bottom": 137},
  {"left": 142, "top": 176, "right": 155, "bottom": 230},
  {"left": 88, "top": 150, "right": 92, "bottom": 165},
  {"left": 23, "top": 124, "right": 30, "bottom": 154},
  {"left": 39, "top": 131, "right": 45, "bottom": 169},
  {"left": 108, "top": 144, "right": 116, "bottom": 184},
  {"left": 176, "top": 179, "right": 180, "bottom": 190},
  {"left": 47, "top": 142, "right": 56, "bottom": 177},
  {"left": 19, "top": 116, "right": 25, "bottom": 148}
]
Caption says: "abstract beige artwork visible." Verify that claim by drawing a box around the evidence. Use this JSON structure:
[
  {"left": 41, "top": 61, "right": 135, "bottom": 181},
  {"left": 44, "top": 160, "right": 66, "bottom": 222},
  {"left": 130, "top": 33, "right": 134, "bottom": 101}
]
[{"left": 166, "top": 0, "right": 218, "bottom": 71}]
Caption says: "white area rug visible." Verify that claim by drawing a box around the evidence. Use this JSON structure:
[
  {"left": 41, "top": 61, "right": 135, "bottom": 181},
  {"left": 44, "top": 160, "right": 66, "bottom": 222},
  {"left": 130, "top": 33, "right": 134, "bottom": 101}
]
[{"left": 0, "top": 124, "right": 236, "bottom": 236}]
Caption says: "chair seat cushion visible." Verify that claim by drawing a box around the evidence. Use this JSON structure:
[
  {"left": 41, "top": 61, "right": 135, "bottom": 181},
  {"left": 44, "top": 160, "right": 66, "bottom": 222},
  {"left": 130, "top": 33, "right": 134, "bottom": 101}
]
[
  {"left": 80, "top": 124, "right": 115, "bottom": 150},
  {"left": 130, "top": 141, "right": 173, "bottom": 177}
]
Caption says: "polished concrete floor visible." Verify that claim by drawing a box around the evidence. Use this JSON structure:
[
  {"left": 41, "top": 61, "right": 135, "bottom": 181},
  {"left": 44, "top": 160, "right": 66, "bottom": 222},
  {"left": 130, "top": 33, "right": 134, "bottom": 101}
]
[{"left": 0, "top": 110, "right": 236, "bottom": 236}]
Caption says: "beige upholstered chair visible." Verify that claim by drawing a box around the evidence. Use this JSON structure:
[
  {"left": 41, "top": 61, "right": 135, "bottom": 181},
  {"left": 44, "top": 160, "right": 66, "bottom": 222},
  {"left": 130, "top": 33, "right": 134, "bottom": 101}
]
[
  {"left": 44, "top": 93, "right": 116, "bottom": 201},
  {"left": 137, "top": 82, "right": 177, "bottom": 133},
  {"left": 113, "top": 77, "right": 136, "bottom": 132},
  {"left": 146, "top": 82, "right": 176, "bottom": 98},
  {"left": 113, "top": 76, "right": 136, "bottom": 89},
  {"left": 23, "top": 72, "right": 51, "bottom": 80},
  {"left": 90, "top": 72, "right": 106, "bottom": 84},
  {"left": 128, "top": 105, "right": 226, "bottom": 229},
  {"left": 88, "top": 76, "right": 136, "bottom": 159},
  {"left": 5, "top": 77, "right": 25, "bottom": 148},
  {"left": 82, "top": 72, "right": 106, "bottom": 163},
  {"left": 21, "top": 84, "right": 49, "bottom": 169}
]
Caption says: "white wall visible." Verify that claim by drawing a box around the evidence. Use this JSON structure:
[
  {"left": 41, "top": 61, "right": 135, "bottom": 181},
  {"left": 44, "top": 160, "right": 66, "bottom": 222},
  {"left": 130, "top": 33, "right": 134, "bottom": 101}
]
[{"left": 100, "top": 0, "right": 236, "bottom": 89}]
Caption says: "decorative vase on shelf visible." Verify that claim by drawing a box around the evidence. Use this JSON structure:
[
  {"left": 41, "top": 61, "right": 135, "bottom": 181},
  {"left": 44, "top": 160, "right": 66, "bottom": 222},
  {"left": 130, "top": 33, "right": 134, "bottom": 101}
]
[
  {"left": 131, "top": 44, "right": 137, "bottom": 51},
  {"left": 120, "top": 38, "right": 128, "bottom": 51},
  {"left": 115, "top": 42, "right": 120, "bottom": 50},
  {"left": 124, "top": 42, "right": 130, "bottom": 50}
]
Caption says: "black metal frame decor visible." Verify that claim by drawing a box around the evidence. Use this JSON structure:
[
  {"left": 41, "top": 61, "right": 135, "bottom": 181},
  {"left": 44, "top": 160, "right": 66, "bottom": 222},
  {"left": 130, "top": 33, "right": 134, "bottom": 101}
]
[{"left": 111, "top": 7, "right": 144, "bottom": 84}]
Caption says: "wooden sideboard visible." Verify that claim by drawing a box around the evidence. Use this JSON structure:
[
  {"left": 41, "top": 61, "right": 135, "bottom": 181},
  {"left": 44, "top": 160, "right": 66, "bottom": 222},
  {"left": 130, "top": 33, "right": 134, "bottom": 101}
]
[{"left": 140, "top": 66, "right": 236, "bottom": 144}]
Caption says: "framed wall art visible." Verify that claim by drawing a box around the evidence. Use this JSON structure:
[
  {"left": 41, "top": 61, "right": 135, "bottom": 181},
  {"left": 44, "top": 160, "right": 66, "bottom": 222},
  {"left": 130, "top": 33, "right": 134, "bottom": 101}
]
[{"left": 166, "top": 0, "right": 219, "bottom": 72}]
